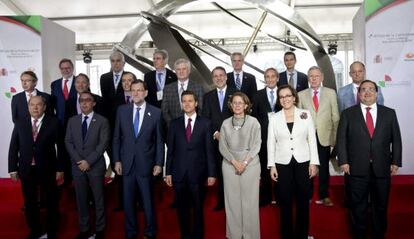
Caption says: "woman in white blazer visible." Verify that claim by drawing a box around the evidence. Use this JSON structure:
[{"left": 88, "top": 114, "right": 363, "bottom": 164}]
[{"left": 267, "top": 84, "right": 319, "bottom": 239}]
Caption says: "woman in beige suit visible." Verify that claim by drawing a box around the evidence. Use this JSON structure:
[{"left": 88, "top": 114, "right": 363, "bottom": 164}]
[
  {"left": 219, "top": 92, "right": 261, "bottom": 239},
  {"left": 267, "top": 85, "right": 319, "bottom": 239}
]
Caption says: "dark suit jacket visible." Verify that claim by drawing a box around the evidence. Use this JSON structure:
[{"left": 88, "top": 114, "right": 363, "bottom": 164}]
[
  {"left": 11, "top": 90, "right": 53, "bottom": 123},
  {"left": 144, "top": 68, "right": 177, "bottom": 108},
  {"left": 227, "top": 71, "right": 257, "bottom": 101},
  {"left": 251, "top": 88, "right": 282, "bottom": 146},
  {"left": 166, "top": 115, "right": 216, "bottom": 183},
  {"left": 161, "top": 80, "right": 204, "bottom": 126},
  {"left": 65, "top": 113, "right": 110, "bottom": 177},
  {"left": 201, "top": 87, "right": 235, "bottom": 132},
  {"left": 66, "top": 93, "right": 104, "bottom": 119},
  {"left": 112, "top": 103, "right": 164, "bottom": 176},
  {"left": 278, "top": 70, "right": 308, "bottom": 92},
  {"left": 99, "top": 71, "right": 125, "bottom": 127},
  {"left": 50, "top": 78, "right": 77, "bottom": 125},
  {"left": 8, "top": 115, "right": 62, "bottom": 179},
  {"left": 337, "top": 104, "right": 402, "bottom": 177}
]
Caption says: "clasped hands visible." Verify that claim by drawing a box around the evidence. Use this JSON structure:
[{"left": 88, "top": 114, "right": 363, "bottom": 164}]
[{"left": 231, "top": 159, "right": 248, "bottom": 175}]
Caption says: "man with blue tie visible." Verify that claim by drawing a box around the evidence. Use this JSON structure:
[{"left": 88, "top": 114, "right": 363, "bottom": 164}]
[
  {"left": 113, "top": 80, "right": 164, "bottom": 239},
  {"left": 165, "top": 90, "right": 216, "bottom": 239},
  {"left": 202, "top": 66, "right": 236, "bottom": 211},
  {"left": 277, "top": 51, "right": 308, "bottom": 92},
  {"left": 65, "top": 92, "right": 110, "bottom": 239},
  {"left": 226, "top": 52, "right": 257, "bottom": 101},
  {"left": 144, "top": 49, "right": 177, "bottom": 108}
]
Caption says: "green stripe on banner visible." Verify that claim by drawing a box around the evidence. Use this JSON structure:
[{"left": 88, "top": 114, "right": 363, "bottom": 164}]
[
  {"left": 365, "top": 0, "right": 395, "bottom": 18},
  {"left": 9, "top": 16, "right": 41, "bottom": 32}
]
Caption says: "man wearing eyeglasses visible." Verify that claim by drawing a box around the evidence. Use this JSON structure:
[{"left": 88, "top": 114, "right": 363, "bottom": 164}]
[{"left": 336, "top": 80, "right": 402, "bottom": 239}]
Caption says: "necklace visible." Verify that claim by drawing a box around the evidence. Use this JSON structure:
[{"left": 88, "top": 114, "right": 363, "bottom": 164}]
[{"left": 232, "top": 115, "right": 246, "bottom": 130}]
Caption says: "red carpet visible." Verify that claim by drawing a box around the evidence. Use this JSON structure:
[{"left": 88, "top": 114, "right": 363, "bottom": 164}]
[{"left": 0, "top": 176, "right": 413, "bottom": 239}]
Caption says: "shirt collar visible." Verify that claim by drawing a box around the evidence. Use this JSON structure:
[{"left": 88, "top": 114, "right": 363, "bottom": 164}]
[
  {"left": 31, "top": 113, "right": 45, "bottom": 124},
  {"left": 185, "top": 112, "right": 197, "bottom": 122},
  {"left": 26, "top": 89, "right": 37, "bottom": 97},
  {"left": 134, "top": 101, "right": 146, "bottom": 110},
  {"left": 216, "top": 85, "right": 227, "bottom": 93},
  {"left": 360, "top": 102, "right": 377, "bottom": 111}
]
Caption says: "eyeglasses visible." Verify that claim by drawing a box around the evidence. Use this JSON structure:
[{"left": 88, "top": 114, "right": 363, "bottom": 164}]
[
  {"left": 79, "top": 98, "right": 94, "bottom": 103},
  {"left": 279, "top": 94, "right": 293, "bottom": 100},
  {"left": 359, "top": 88, "right": 376, "bottom": 93}
]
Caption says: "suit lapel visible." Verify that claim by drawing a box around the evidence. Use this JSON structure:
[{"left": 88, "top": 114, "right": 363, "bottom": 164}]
[
  {"left": 280, "top": 109, "right": 292, "bottom": 136},
  {"left": 372, "top": 106, "right": 383, "bottom": 139},
  {"left": 137, "top": 106, "right": 151, "bottom": 139},
  {"left": 188, "top": 116, "right": 201, "bottom": 143},
  {"left": 84, "top": 114, "right": 98, "bottom": 143},
  {"left": 35, "top": 116, "right": 50, "bottom": 143},
  {"left": 356, "top": 106, "right": 371, "bottom": 138}
]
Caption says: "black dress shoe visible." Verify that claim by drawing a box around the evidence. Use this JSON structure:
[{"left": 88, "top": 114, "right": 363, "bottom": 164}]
[
  {"left": 75, "top": 231, "right": 90, "bottom": 239},
  {"left": 95, "top": 230, "right": 104, "bottom": 239},
  {"left": 27, "top": 230, "right": 41, "bottom": 239}
]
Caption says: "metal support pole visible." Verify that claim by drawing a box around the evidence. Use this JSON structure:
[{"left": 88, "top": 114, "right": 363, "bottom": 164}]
[{"left": 243, "top": 11, "right": 267, "bottom": 57}]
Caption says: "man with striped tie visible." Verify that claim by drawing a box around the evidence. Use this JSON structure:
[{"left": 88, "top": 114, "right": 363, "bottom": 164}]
[{"left": 226, "top": 52, "right": 257, "bottom": 101}]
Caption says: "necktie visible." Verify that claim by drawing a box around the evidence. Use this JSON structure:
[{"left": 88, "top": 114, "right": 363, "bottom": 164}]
[
  {"left": 76, "top": 97, "right": 81, "bottom": 114},
  {"left": 134, "top": 107, "right": 140, "bottom": 137},
  {"left": 185, "top": 118, "right": 192, "bottom": 142},
  {"left": 126, "top": 95, "right": 130, "bottom": 104},
  {"left": 63, "top": 79, "right": 69, "bottom": 100},
  {"left": 270, "top": 90, "right": 275, "bottom": 111},
  {"left": 179, "top": 83, "right": 185, "bottom": 106},
  {"left": 288, "top": 73, "right": 294, "bottom": 88},
  {"left": 235, "top": 73, "right": 241, "bottom": 90},
  {"left": 157, "top": 72, "right": 163, "bottom": 91},
  {"left": 219, "top": 90, "right": 224, "bottom": 112},
  {"left": 28, "top": 93, "right": 33, "bottom": 102},
  {"left": 32, "top": 119, "right": 38, "bottom": 165},
  {"left": 313, "top": 90, "right": 319, "bottom": 112},
  {"left": 82, "top": 115, "right": 88, "bottom": 141},
  {"left": 356, "top": 87, "right": 360, "bottom": 104},
  {"left": 365, "top": 107, "right": 374, "bottom": 138},
  {"left": 114, "top": 74, "right": 120, "bottom": 86}
]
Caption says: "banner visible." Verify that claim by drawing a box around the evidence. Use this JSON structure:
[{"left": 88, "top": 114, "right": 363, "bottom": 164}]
[{"left": 365, "top": 0, "right": 414, "bottom": 174}]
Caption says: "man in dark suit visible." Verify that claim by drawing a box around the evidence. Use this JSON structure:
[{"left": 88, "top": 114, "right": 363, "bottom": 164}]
[
  {"left": 113, "top": 80, "right": 164, "bottom": 239},
  {"left": 251, "top": 67, "right": 282, "bottom": 207},
  {"left": 51, "top": 58, "right": 77, "bottom": 185},
  {"left": 99, "top": 51, "right": 126, "bottom": 210},
  {"left": 11, "top": 71, "right": 52, "bottom": 123},
  {"left": 65, "top": 92, "right": 110, "bottom": 239},
  {"left": 165, "top": 90, "right": 216, "bottom": 239},
  {"left": 66, "top": 73, "right": 103, "bottom": 118},
  {"left": 8, "top": 96, "right": 64, "bottom": 239},
  {"left": 226, "top": 52, "right": 257, "bottom": 101},
  {"left": 144, "top": 49, "right": 177, "bottom": 108},
  {"left": 161, "top": 58, "right": 204, "bottom": 128},
  {"left": 202, "top": 66, "right": 235, "bottom": 211},
  {"left": 337, "top": 80, "right": 402, "bottom": 239},
  {"left": 277, "top": 51, "right": 308, "bottom": 92},
  {"left": 121, "top": 71, "right": 136, "bottom": 104}
]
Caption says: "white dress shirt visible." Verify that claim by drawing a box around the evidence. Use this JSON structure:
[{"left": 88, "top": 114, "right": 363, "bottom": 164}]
[
  {"left": 184, "top": 112, "right": 197, "bottom": 132},
  {"left": 360, "top": 103, "right": 377, "bottom": 127}
]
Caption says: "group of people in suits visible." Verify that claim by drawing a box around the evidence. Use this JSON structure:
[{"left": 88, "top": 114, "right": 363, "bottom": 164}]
[{"left": 8, "top": 46, "right": 402, "bottom": 239}]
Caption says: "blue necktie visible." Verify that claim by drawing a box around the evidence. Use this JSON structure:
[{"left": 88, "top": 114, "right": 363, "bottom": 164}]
[
  {"left": 82, "top": 116, "right": 88, "bottom": 141},
  {"left": 114, "top": 74, "right": 120, "bottom": 86},
  {"left": 235, "top": 73, "right": 241, "bottom": 90},
  {"left": 157, "top": 72, "right": 163, "bottom": 91},
  {"left": 134, "top": 107, "right": 140, "bottom": 137},
  {"left": 270, "top": 90, "right": 275, "bottom": 111},
  {"left": 219, "top": 90, "right": 224, "bottom": 112}
]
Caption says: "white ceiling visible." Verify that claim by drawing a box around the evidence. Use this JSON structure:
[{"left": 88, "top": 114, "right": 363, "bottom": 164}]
[{"left": 0, "top": 0, "right": 363, "bottom": 44}]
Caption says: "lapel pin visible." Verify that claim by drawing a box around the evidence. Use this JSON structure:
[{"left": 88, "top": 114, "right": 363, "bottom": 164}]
[{"left": 147, "top": 112, "right": 151, "bottom": 116}]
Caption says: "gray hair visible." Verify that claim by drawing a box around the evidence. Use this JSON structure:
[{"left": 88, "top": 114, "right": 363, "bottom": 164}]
[
  {"left": 174, "top": 58, "right": 191, "bottom": 72},
  {"left": 307, "top": 66, "right": 323, "bottom": 76},
  {"left": 109, "top": 51, "right": 125, "bottom": 63},
  {"left": 153, "top": 49, "right": 169, "bottom": 61},
  {"left": 230, "top": 52, "right": 244, "bottom": 61}
]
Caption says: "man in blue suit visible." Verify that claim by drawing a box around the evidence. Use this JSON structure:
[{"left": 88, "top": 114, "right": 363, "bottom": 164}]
[
  {"left": 112, "top": 80, "right": 164, "bottom": 239},
  {"left": 277, "top": 51, "right": 308, "bottom": 92},
  {"left": 51, "top": 58, "right": 78, "bottom": 185},
  {"left": 165, "top": 90, "right": 216, "bottom": 239},
  {"left": 338, "top": 61, "right": 384, "bottom": 113}
]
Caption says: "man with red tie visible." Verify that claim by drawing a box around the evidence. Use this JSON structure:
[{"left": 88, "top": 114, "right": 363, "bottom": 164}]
[
  {"left": 165, "top": 90, "right": 216, "bottom": 239},
  {"left": 337, "top": 80, "right": 402, "bottom": 239}
]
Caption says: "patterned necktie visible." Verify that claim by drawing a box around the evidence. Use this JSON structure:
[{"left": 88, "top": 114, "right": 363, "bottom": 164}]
[
  {"left": 134, "top": 107, "right": 140, "bottom": 137},
  {"left": 313, "top": 90, "right": 319, "bottom": 112},
  {"left": 219, "top": 90, "right": 224, "bottom": 112},
  {"left": 82, "top": 115, "right": 88, "bottom": 141},
  {"left": 179, "top": 83, "right": 185, "bottom": 107},
  {"left": 270, "top": 90, "right": 275, "bottom": 111},
  {"left": 114, "top": 74, "right": 120, "bottom": 87},
  {"left": 186, "top": 118, "right": 192, "bottom": 142},
  {"left": 126, "top": 95, "right": 130, "bottom": 104},
  {"left": 365, "top": 107, "right": 374, "bottom": 138},
  {"left": 63, "top": 79, "right": 69, "bottom": 100},
  {"left": 157, "top": 72, "right": 163, "bottom": 91},
  {"left": 288, "top": 73, "right": 294, "bottom": 88},
  {"left": 235, "top": 73, "right": 241, "bottom": 90}
]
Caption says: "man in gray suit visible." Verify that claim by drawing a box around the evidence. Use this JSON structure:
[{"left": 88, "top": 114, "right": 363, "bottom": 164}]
[
  {"left": 65, "top": 92, "right": 110, "bottom": 239},
  {"left": 161, "top": 58, "right": 204, "bottom": 127},
  {"left": 113, "top": 80, "right": 164, "bottom": 239},
  {"left": 338, "top": 61, "right": 384, "bottom": 113}
]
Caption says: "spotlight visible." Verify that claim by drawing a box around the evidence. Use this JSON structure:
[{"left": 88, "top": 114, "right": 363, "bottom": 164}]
[
  {"left": 83, "top": 50, "right": 92, "bottom": 64},
  {"left": 253, "top": 44, "right": 258, "bottom": 53},
  {"left": 328, "top": 41, "right": 338, "bottom": 55}
]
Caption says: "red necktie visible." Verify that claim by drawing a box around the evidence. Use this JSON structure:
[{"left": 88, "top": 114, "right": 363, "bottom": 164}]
[
  {"left": 365, "top": 107, "right": 374, "bottom": 138},
  {"left": 313, "top": 90, "right": 319, "bottom": 112},
  {"left": 185, "top": 118, "right": 192, "bottom": 143},
  {"left": 63, "top": 79, "right": 69, "bottom": 100}
]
